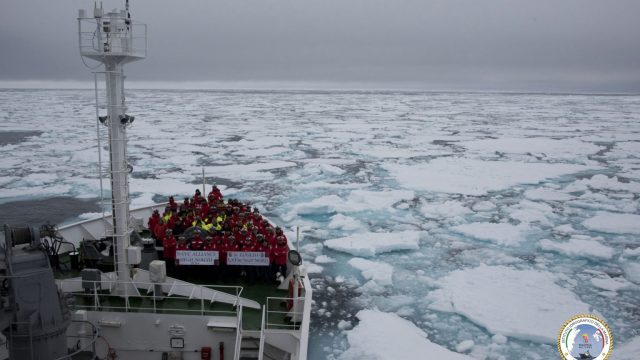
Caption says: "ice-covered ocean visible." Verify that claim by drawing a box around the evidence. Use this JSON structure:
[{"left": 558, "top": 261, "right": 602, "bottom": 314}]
[{"left": 1, "top": 89, "right": 639, "bottom": 359}]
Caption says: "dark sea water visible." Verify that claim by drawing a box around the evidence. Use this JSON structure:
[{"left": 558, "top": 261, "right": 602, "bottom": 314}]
[{"left": 0, "top": 197, "right": 99, "bottom": 227}]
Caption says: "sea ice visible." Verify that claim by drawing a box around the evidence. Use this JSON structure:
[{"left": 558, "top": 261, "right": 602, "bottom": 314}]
[
  {"left": 327, "top": 214, "right": 365, "bottom": 231},
  {"left": 590, "top": 276, "right": 635, "bottom": 292},
  {"left": 455, "top": 340, "right": 475, "bottom": 353},
  {"left": 314, "top": 255, "right": 336, "bottom": 264},
  {"left": 348, "top": 258, "right": 393, "bottom": 286},
  {"left": 340, "top": 310, "right": 472, "bottom": 360},
  {"left": 420, "top": 200, "right": 471, "bottom": 220},
  {"left": 426, "top": 265, "right": 591, "bottom": 344},
  {"left": 324, "top": 231, "right": 421, "bottom": 257},
  {"left": 450, "top": 222, "right": 530, "bottom": 247},
  {"left": 130, "top": 178, "right": 202, "bottom": 197},
  {"left": 304, "top": 262, "right": 324, "bottom": 274},
  {"left": 582, "top": 212, "right": 640, "bottom": 235},
  {"left": 621, "top": 261, "right": 640, "bottom": 285},
  {"left": 384, "top": 158, "right": 596, "bottom": 196},
  {"left": 538, "top": 236, "right": 615, "bottom": 260},
  {"left": 292, "top": 189, "right": 415, "bottom": 216},
  {"left": 506, "top": 199, "right": 555, "bottom": 226},
  {"left": 567, "top": 174, "right": 640, "bottom": 193},
  {"left": 622, "top": 247, "right": 640, "bottom": 258},
  {"left": 471, "top": 200, "right": 496, "bottom": 212},
  {"left": 300, "top": 162, "right": 346, "bottom": 176},
  {"left": 615, "top": 336, "right": 640, "bottom": 360},
  {"left": 460, "top": 137, "right": 602, "bottom": 162},
  {"left": 204, "top": 161, "right": 297, "bottom": 181},
  {"left": 524, "top": 188, "right": 573, "bottom": 201}
]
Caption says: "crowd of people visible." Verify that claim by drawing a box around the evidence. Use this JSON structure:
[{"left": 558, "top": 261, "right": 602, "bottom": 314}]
[{"left": 147, "top": 186, "right": 289, "bottom": 282}]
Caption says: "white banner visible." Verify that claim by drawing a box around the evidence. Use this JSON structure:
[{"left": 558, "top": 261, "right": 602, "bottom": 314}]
[
  {"left": 176, "top": 250, "right": 219, "bottom": 265},
  {"left": 227, "top": 251, "right": 270, "bottom": 266}
]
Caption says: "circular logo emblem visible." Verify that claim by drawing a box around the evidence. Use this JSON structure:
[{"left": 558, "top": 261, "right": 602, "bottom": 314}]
[{"left": 558, "top": 314, "right": 613, "bottom": 360}]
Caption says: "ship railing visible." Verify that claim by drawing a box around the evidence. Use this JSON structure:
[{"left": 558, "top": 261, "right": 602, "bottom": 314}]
[
  {"left": 78, "top": 17, "right": 147, "bottom": 58},
  {"left": 57, "top": 278, "right": 243, "bottom": 317},
  {"left": 264, "top": 296, "right": 305, "bottom": 331},
  {"left": 258, "top": 306, "right": 266, "bottom": 360},
  {"left": 233, "top": 304, "right": 243, "bottom": 360}
]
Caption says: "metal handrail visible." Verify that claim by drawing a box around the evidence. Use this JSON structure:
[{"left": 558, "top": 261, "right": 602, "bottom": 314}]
[
  {"left": 57, "top": 278, "right": 243, "bottom": 316},
  {"left": 233, "top": 305, "right": 243, "bottom": 360},
  {"left": 78, "top": 18, "right": 147, "bottom": 58},
  {"left": 258, "top": 306, "right": 266, "bottom": 360},
  {"left": 265, "top": 296, "right": 305, "bottom": 330}
]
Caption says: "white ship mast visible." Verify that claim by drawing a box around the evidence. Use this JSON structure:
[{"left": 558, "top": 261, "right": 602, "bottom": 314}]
[{"left": 78, "top": 1, "right": 146, "bottom": 293}]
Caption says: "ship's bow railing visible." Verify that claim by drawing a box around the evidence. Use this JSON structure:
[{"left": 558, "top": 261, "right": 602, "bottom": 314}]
[
  {"left": 264, "top": 296, "right": 305, "bottom": 331},
  {"left": 57, "top": 278, "right": 243, "bottom": 317}
]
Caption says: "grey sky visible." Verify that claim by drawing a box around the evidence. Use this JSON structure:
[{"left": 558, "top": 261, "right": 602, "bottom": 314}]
[{"left": 1, "top": 0, "right": 639, "bottom": 92}]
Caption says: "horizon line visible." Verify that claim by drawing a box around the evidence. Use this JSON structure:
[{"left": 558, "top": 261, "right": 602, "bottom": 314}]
[{"left": 0, "top": 80, "right": 638, "bottom": 96}]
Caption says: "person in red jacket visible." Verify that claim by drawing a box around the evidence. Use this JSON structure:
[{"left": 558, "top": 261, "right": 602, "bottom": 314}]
[
  {"left": 192, "top": 189, "right": 203, "bottom": 206},
  {"left": 168, "top": 196, "right": 178, "bottom": 212},
  {"left": 180, "top": 197, "right": 191, "bottom": 213},
  {"left": 265, "top": 226, "right": 277, "bottom": 247},
  {"left": 154, "top": 221, "right": 167, "bottom": 242},
  {"left": 190, "top": 232, "right": 204, "bottom": 250},
  {"left": 208, "top": 185, "right": 223, "bottom": 203},
  {"left": 148, "top": 210, "right": 161, "bottom": 240},
  {"left": 176, "top": 236, "right": 188, "bottom": 251},
  {"left": 162, "top": 229, "right": 177, "bottom": 275},
  {"left": 271, "top": 235, "right": 288, "bottom": 282}
]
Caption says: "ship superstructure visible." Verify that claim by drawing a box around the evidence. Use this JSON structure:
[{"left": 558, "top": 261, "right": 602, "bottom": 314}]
[{"left": 0, "top": 3, "right": 312, "bottom": 360}]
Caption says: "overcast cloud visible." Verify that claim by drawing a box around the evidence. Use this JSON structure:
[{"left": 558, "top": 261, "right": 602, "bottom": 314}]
[{"left": 1, "top": 0, "right": 639, "bottom": 92}]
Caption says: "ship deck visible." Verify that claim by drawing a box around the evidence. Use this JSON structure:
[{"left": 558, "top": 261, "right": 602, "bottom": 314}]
[{"left": 55, "top": 261, "right": 291, "bottom": 331}]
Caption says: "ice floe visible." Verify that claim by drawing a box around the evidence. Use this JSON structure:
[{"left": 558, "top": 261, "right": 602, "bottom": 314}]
[
  {"left": 538, "top": 235, "right": 615, "bottom": 260},
  {"left": 420, "top": 200, "right": 471, "bottom": 220},
  {"left": 582, "top": 212, "right": 640, "bottom": 235},
  {"left": 385, "top": 158, "right": 596, "bottom": 196},
  {"left": 314, "top": 255, "right": 337, "bottom": 264},
  {"left": 450, "top": 222, "right": 530, "bottom": 246},
  {"left": 460, "top": 137, "right": 602, "bottom": 162},
  {"left": 524, "top": 188, "right": 573, "bottom": 201},
  {"left": 324, "top": 231, "right": 421, "bottom": 257},
  {"left": 426, "top": 265, "right": 591, "bottom": 344},
  {"left": 341, "top": 310, "right": 472, "bottom": 360},
  {"left": 590, "top": 275, "right": 636, "bottom": 292},
  {"left": 327, "top": 214, "right": 365, "bottom": 231},
  {"left": 347, "top": 258, "right": 394, "bottom": 287},
  {"left": 291, "top": 189, "right": 415, "bottom": 216}
]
